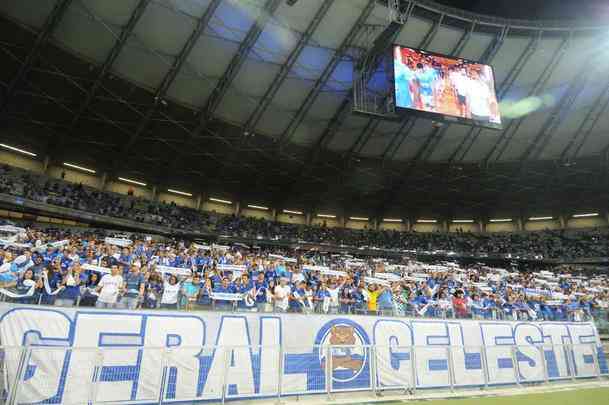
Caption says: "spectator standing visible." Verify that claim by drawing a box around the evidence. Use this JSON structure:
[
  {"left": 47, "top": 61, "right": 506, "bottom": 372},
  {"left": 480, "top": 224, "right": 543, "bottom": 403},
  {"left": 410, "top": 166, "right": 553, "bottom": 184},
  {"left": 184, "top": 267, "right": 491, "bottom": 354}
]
[{"left": 95, "top": 265, "right": 124, "bottom": 309}]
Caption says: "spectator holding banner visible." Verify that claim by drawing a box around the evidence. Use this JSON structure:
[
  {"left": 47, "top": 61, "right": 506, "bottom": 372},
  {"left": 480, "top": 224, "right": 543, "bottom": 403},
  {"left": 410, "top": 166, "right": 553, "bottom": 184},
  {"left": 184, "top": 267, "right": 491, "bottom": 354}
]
[
  {"left": 95, "top": 265, "right": 124, "bottom": 309},
  {"left": 55, "top": 264, "right": 86, "bottom": 307},
  {"left": 213, "top": 277, "right": 237, "bottom": 311},
  {"left": 160, "top": 275, "right": 183, "bottom": 310}
]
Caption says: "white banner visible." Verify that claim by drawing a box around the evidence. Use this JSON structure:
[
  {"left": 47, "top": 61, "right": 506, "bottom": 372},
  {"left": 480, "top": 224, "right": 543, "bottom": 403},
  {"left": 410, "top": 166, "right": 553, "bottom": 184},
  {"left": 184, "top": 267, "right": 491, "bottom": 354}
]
[
  {"left": 319, "top": 269, "right": 348, "bottom": 277},
  {"left": 0, "top": 304, "right": 605, "bottom": 404},
  {"left": 302, "top": 265, "right": 330, "bottom": 273},
  {"left": 81, "top": 263, "right": 112, "bottom": 274},
  {"left": 104, "top": 237, "right": 133, "bottom": 247},
  {"left": 363, "top": 277, "right": 391, "bottom": 287},
  {"left": 0, "top": 280, "right": 36, "bottom": 298},
  {"left": 374, "top": 272, "right": 402, "bottom": 282},
  {"left": 155, "top": 265, "right": 192, "bottom": 277},
  {"left": 217, "top": 264, "right": 246, "bottom": 272},
  {"left": 210, "top": 292, "right": 243, "bottom": 301},
  {"left": 0, "top": 225, "right": 26, "bottom": 234}
]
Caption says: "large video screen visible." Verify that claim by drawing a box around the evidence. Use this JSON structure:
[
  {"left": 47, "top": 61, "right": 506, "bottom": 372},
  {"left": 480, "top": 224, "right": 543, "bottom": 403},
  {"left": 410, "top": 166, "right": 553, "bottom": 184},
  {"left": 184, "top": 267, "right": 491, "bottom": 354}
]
[{"left": 393, "top": 45, "right": 501, "bottom": 129}]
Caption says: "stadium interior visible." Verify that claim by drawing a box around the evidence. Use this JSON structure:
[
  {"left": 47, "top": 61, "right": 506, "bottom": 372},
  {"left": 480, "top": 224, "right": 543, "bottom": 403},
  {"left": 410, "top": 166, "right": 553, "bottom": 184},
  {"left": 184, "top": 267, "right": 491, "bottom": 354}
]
[{"left": 0, "top": 0, "right": 608, "bottom": 404}]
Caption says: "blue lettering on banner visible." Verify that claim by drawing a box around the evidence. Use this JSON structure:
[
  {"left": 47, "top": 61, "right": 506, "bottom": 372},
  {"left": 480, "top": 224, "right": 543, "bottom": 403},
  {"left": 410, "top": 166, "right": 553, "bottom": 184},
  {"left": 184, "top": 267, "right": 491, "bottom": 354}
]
[{"left": 0, "top": 304, "right": 606, "bottom": 404}]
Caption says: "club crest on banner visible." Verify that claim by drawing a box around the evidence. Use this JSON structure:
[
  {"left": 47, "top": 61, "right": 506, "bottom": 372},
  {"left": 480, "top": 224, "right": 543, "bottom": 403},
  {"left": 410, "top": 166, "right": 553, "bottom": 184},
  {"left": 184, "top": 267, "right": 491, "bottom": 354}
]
[{"left": 315, "top": 319, "right": 370, "bottom": 385}]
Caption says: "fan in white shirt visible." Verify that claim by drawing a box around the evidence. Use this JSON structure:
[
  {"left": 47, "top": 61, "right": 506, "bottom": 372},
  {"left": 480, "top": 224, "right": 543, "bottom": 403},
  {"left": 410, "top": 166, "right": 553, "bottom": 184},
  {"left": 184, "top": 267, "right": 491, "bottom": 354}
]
[
  {"left": 273, "top": 278, "right": 291, "bottom": 311},
  {"left": 96, "top": 265, "right": 124, "bottom": 306}
]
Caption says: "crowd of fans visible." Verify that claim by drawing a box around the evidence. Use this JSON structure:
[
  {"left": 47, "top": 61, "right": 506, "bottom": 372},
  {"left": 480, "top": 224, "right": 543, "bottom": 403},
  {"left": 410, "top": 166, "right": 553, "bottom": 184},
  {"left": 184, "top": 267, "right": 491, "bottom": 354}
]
[
  {"left": 215, "top": 216, "right": 609, "bottom": 259},
  {"left": 1, "top": 164, "right": 608, "bottom": 260},
  {"left": 0, "top": 224, "right": 607, "bottom": 326},
  {"left": 0, "top": 165, "right": 212, "bottom": 231}
]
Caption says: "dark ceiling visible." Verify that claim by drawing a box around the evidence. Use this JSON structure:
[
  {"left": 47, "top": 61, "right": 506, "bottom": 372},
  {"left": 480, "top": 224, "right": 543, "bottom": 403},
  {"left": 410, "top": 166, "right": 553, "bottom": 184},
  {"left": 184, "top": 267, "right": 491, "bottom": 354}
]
[
  {"left": 435, "top": 0, "right": 609, "bottom": 21},
  {"left": 0, "top": 0, "right": 608, "bottom": 220}
]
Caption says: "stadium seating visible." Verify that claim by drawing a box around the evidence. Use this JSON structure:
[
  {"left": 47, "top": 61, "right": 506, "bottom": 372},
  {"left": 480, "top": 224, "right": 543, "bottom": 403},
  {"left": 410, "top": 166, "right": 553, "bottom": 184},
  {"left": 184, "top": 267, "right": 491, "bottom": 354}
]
[{"left": 0, "top": 223, "right": 607, "bottom": 331}]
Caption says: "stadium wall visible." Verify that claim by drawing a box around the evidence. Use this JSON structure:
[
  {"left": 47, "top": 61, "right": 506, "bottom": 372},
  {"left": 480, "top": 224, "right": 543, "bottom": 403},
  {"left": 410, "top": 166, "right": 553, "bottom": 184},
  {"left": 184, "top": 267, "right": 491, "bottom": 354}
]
[
  {"left": 0, "top": 150, "right": 42, "bottom": 173},
  {"left": 157, "top": 191, "right": 196, "bottom": 209},
  {"left": 449, "top": 223, "right": 478, "bottom": 233},
  {"left": 568, "top": 217, "right": 608, "bottom": 229},
  {"left": 413, "top": 222, "right": 442, "bottom": 233},
  {"left": 345, "top": 219, "right": 372, "bottom": 230},
  {"left": 277, "top": 212, "right": 306, "bottom": 225},
  {"left": 106, "top": 181, "right": 153, "bottom": 200},
  {"left": 1, "top": 304, "right": 607, "bottom": 404},
  {"left": 525, "top": 219, "right": 561, "bottom": 231},
  {"left": 379, "top": 221, "right": 406, "bottom": 232},
  {"left": 312, "top": 216, "right": 340, "bottom": 228},
  {"left": 487, "top": 222, "right": 518, "bottom": 233},
  {"left": 203, "top": 200, "right": 235, "bottom": 215},
  {"left": 240, "top": 207, "right": 273, "bottom": 220}
]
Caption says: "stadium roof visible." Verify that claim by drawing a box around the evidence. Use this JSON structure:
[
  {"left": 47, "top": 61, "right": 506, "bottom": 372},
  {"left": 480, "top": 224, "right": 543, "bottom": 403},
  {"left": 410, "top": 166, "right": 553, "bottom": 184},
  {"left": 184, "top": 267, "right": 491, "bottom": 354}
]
[{"left": 1, "top": 0, "right": 609, "bottom": 220}]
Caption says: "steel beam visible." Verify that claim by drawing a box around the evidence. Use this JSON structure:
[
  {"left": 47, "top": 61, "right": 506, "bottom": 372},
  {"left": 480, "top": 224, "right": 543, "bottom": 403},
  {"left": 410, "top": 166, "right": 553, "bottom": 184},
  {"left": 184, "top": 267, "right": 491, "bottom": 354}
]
[
  {"left": 481, "top": 31, "right": 549, "bottom": 163},
  {"left": 453, "top": 29, "right": 538, "bottom": 163},
  {"left": 308, "top": 10, "right": 448, "bottom": 211},
  {"left": 194, "top": 0, "right": 282, "bottom": 134},
  {"left": 0, "top": 0, "right": 73, "bottom": 116},
  {"left": 63, "top": 0, "right": 150, "bottom": 138},
  {"left": 376, "top": 13, "right": 448, "bottom": 162},
  {"left": 277, "top": 0, "right": 376, "bottom": 146},
  {"left": 376, "top": 24, "right": 515, "bottom": 216},
  {"left": 494, "top": 33, "right": 572, "bottom": 163},
  {"left": 118, "top": 0, "right": 224, "bottom": 160},
  {"left": 410, "top": 19, "right": 477, "bottom": 163},
  {"left": 523, "top": 40, "right": 590, "bottom": 161},
  {"left": 381, "top": 117, "right": 415, "bottom": 160},
  {"left": 563, "top": 77, "right": 609, "bottom": 160},
  {"left": 317, "top": 21, "right": 402, "bottom": 159},
  {"left": 243, "top": 0, "right": 334, "bottom": 133}
]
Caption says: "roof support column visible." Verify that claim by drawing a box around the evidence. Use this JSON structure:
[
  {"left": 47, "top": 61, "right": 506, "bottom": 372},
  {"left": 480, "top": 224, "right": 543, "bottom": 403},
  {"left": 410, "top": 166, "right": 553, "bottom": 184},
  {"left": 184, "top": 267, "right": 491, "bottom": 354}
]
[
  {"left": 559, "top": 215, "right": 567, "bottom": 230},
  {"left": 42, "top": 155, "right": 51, "bottom": 174}
]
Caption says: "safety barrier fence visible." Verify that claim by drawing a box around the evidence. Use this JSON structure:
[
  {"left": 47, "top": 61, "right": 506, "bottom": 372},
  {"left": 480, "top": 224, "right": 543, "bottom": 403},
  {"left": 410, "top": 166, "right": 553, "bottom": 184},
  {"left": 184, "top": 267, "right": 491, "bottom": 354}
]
[
  {"left": 1, "top": 343, "right": 608, "bottom": 405},
  {"left": 3, "top": 294, "right": 608, "bottom": 335}
]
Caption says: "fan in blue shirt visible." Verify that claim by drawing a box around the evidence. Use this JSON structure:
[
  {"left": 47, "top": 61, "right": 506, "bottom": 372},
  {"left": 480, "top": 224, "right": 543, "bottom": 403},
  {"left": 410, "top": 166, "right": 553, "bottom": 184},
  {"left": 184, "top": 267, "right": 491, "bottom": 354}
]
[{"left": 213, "top": 277, "right": 237, "bottom": 309}]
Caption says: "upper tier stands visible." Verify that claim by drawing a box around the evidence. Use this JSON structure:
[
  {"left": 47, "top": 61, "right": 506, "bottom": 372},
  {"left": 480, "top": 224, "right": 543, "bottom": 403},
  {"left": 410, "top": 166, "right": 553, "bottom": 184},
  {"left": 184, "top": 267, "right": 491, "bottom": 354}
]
[{"left": 1, "top": 164, "right": 608, "bottom": 260}]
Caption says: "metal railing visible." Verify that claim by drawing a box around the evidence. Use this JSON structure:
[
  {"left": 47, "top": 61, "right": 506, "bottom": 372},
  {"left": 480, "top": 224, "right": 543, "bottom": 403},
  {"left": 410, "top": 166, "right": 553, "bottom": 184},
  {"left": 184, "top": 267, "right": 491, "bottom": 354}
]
[
  {"left": 3, "top": 293, "right": 609, "bottom": 334},
  {"left": 1, "top": 343, "right": 607, "bottom": 405}
]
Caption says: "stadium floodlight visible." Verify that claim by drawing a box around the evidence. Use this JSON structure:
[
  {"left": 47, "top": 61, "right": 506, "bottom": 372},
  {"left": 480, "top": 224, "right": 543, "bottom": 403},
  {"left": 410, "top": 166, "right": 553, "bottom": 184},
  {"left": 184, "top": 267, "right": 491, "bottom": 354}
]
[
  {"left": 383, "top": 218, "right": 403, "bottom": 223},
  {"left": 490, "top": 218, "right": 513, "bottom": 223},
  {"left": 247, "top": 204, "right": 268, "bottom": 210},
  {"left": 349, "top": 217, "right": 369, "bottom": 221},
  {"left": 452, "top": 219, "right": 474, "bottom": 223},
  {"left": 209, "top": 197, "right": 232, "bottom": 204},
  {"left": 572, "top": 213, "right": 599, "bottom": 218},
  {"left": 283, "top": 209, "right": 303, "bottom": 215},
  {"left": 118, "top": 177, "right": 147, "bottom": 187},
  {"left": 0, "top": 143, "right": 37, "bottom": 157},
  {"left": 167, "top": 188, "right": 192, "bottom": 197},
  {"left": 63, "top": 162, "right": 96, "bottom": 174},
  {"left": 529, "top": 216, "right": 553, "bottom": 221},
  {"left": 317, "top": 214, "right": 336, "bottom": 219},
  {"left": 417, "top": 219, "right": 437, "bottom": 223}
]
